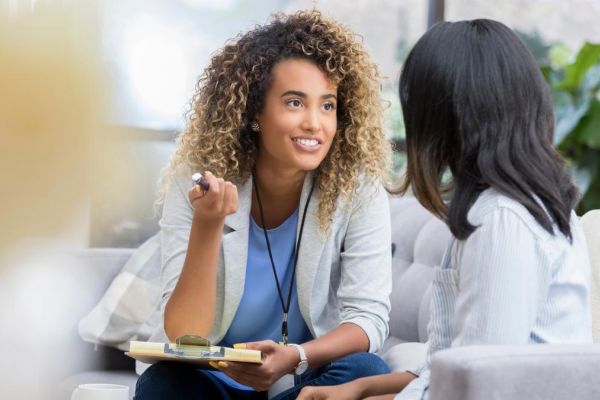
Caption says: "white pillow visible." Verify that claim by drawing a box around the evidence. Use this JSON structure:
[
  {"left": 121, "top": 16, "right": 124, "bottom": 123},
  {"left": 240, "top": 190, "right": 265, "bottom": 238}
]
[{"left": 78, "top": 233, "right": 161, "bottom": 350}]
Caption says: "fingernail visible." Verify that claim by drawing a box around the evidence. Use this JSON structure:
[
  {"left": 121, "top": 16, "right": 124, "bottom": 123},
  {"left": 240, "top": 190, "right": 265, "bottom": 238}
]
[
  {"left": 218, "top": 361, "right": 228, "bottom": 369},
  {"left": 208, "top": 361, "right": 220, "bottom": 369},
  {"left": 195, "top": 185, "right": 200, "bottom": 193},
  {"left": 233, "top": 343, "right": 246, "bottom": 349}
]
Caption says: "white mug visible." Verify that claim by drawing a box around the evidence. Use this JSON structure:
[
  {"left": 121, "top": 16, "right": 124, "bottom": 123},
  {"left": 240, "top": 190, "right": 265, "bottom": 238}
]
[{"left": 71, "top": 383, "right": 130, "bottom": 400}]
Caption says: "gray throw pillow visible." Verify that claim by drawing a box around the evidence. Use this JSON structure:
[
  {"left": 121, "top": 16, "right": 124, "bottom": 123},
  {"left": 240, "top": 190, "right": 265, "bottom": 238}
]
[{"left": 78, "top": 233, "right": 161, "bottom": 350}]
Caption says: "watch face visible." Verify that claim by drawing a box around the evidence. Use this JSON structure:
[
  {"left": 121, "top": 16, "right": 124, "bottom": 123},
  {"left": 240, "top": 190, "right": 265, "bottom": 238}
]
[{"left": 295, "top": 360, "right": 309, "bottom": 375}]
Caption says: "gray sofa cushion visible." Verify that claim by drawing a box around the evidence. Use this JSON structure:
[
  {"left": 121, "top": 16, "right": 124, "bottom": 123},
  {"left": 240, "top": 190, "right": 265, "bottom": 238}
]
[{"left": 385, "top": 196, "right": 451, "bottom": 351}]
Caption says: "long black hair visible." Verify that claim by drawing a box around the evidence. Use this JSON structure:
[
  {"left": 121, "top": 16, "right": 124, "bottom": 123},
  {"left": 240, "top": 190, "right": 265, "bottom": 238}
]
[{"left": 397, "top": 19, "right": 579, "bottom": 240}]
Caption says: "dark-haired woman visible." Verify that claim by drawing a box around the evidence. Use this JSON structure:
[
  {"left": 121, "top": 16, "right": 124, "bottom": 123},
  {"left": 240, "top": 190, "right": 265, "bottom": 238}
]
[
  {"left": 134, "top": 10, "right": 393, "bottom": 400},
  {"left": 298, "top": 18, "right": 592, "bottom": 400}
]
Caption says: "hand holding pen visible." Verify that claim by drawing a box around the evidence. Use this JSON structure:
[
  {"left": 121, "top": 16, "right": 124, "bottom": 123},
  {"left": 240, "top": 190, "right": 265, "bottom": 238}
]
[
  {"left": 188, "top": 171, "right": 239, "bottom": 222},
  {"left": 192, "top": 172, "right": 210, "bottom": 192}
]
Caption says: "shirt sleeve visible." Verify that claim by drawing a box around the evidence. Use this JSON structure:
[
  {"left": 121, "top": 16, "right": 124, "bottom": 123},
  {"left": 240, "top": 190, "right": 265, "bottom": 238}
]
[
  {"left": 336, "top": 182, "right": 393, "bottom": 352},
  {"left": 158, "top": 173, "right": 194, "bottom": 316},
  {"left": 451, "top": 207, "right": 550, "bottom": 346},
  {"left": 393, "top": 367, "right": 430, "bottom": 400}
]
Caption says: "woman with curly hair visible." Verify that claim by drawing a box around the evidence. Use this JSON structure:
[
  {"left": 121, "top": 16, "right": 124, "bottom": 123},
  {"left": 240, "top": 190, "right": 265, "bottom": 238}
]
[{"left": 134, "top": 10, "right": 393, "bottom": 400}]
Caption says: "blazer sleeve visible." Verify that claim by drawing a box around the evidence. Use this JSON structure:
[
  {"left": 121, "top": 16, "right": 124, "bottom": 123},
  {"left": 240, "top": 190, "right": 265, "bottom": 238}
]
[
  {"left": 157, "top": 173, "right": 195, "bottom": 320},
  {"left": 336, "top": 182, "right": 392, "bottom": 352}
]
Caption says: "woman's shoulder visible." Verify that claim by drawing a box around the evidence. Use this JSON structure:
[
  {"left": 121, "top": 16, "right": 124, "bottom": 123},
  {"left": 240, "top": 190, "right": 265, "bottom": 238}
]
[
  {"left": 165, "top": 164, "right": 194, "bottom": 190},
  {"left": 465, "top": 191, "right": 590, "bottom": 286},
  {"left": 467, "top": 188, "right": 558, "bottom": 242},
  {"left": 347, "top": 174, "right": 389, "bottom": 209},
  {"left": 327, "top": 174, "right": 389, "bottom": 230}
]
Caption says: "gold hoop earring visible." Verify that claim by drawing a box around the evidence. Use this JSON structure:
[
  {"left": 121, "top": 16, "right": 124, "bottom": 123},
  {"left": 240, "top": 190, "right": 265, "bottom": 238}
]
[{"left": 251, "top": 121, "right": 260, "bottom": 132}]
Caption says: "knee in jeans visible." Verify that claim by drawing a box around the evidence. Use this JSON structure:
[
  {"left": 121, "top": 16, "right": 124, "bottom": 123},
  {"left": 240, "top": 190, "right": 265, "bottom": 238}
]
[
  {"left": 341, "top": 352, "right": 390, "bottom": 377},
  {"left": 135, "top": 362, "right": 192, "bottom": 398},
  {"left": 364, "top": 353, "right": 391, "bottom": 375}
]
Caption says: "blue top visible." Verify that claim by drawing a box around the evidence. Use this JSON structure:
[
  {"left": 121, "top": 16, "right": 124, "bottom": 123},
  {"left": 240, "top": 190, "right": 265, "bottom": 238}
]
[{"left": 209, "top": 208, "right": 313, "bottom": 390}]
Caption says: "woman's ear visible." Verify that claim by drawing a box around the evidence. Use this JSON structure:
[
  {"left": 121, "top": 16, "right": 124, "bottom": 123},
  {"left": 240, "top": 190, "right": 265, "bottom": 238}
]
[{"left": 253, "top": 112, "right": 265, "bottom": 133}]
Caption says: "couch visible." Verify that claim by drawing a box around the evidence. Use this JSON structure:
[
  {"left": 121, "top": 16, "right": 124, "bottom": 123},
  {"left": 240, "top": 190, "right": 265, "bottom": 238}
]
[{"left": 62, "top": 197, "right": 600, "bottom": 399}]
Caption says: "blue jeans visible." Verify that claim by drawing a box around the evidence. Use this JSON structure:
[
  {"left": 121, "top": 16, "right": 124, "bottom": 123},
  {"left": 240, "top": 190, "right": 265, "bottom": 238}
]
[{"left": 135, "top": 352, "right": 389, "bottom": 400}]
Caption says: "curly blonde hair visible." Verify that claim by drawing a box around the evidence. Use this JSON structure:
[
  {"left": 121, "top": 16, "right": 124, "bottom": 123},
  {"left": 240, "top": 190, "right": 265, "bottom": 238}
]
[{"left": 162, "top": 9, "right": 390, "bottom": 230}]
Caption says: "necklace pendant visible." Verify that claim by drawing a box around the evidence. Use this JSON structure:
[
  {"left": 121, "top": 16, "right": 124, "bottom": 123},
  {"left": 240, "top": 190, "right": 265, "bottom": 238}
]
[{"left": 281, "top": 313, "right": 289, "bottom": 345}]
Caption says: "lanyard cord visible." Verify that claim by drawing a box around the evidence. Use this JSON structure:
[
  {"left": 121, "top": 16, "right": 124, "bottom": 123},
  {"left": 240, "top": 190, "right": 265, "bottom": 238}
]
[{"left": 252, "top": 170, "right": 315, "bottom": 345}]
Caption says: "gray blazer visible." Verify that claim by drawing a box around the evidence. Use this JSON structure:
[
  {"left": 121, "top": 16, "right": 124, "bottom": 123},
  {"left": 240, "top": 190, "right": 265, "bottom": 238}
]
[{"left": 151, "top": 171, "right": 392, "bottom": 352}]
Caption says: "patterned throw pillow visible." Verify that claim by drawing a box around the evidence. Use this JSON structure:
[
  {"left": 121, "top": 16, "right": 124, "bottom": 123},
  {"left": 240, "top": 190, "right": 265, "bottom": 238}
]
[{"left": 78, "top": 233, "right": 161, "bottom": 350}]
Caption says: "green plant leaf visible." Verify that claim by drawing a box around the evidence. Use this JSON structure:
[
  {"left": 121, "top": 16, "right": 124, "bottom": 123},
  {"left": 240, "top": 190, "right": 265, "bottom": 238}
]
[
  {"left": 578, "top": 172, "right": 600, "bottom": 215},
  {"left": 573, "top": 99, "right": 600, "bottom": 149},
  {"left": 556, "top": 42, "right": 600, "bottom": 91},
  {"left": 554, "top": 91, "right": 591, "bottom": 145},
  {"left": 581, "top": 64, "right": 600, "bottom": 93},
  {"left": 542, "top": 40, "right": 600, "bottom": 212},
  {"left": 565, "top": 148, "right": 599, "bottom": 207},
  {"left": 570, "top": 161, "right": 595, "bottom": 195}
]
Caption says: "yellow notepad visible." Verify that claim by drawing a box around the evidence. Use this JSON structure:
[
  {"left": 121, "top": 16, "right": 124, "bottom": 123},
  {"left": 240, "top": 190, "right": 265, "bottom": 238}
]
[{"left": 126, "top": 335, "right": 262, "bottom": 366}]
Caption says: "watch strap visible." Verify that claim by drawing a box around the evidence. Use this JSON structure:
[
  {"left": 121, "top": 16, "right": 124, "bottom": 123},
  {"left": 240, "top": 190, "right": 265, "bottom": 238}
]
[{"left": 287, "top": 343, "right": 307, "bottom": 369}]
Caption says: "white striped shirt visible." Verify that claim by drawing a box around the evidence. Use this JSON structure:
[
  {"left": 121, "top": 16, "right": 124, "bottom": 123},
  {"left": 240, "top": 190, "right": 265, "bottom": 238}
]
[{"left": 396, "top": 189, "right": 592, "bottom": 400}]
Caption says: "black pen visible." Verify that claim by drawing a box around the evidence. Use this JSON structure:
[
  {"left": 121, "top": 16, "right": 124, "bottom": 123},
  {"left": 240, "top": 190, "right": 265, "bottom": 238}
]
[{"left": 192, "top": 172, "right": 210, "bottom": 192}]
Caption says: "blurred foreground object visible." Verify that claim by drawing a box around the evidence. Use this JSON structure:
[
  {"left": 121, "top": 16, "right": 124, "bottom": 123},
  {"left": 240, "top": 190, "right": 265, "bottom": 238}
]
[
  {"left": 0, "top": 2, "right": 110, "bottom": 399},
  {"left": 0, "top": 1, "right": 106, "bottom": 252}
]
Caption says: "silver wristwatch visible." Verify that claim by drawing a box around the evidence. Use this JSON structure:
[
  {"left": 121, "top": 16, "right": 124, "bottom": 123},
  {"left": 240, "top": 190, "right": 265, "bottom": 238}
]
[{"left": 288, "top": 343, "right": 308, "bottom": 375}]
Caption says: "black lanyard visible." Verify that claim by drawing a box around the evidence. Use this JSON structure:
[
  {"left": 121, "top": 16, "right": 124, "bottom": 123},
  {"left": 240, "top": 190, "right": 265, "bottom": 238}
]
[{"left": 252, "top": 171, "right": 315, "bottom": 345}]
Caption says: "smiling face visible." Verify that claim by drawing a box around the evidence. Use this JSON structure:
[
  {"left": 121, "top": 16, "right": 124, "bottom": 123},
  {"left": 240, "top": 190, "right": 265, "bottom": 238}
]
[{"left": 255, "top": 58, "right": 338, "bottom": 174}]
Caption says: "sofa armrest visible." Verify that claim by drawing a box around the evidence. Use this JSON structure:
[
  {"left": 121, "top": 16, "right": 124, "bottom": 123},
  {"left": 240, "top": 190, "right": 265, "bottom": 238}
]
[{"left": 429, "top": 344, "right": 600, "bottom": 400}]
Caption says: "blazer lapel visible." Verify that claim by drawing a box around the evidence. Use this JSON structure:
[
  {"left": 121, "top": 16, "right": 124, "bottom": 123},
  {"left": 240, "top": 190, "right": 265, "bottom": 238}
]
[
  {"left": 295, "top": 172, "right": 326, "bottom": 332},
  {"left": 220, "top": 178, "right": 252, "bottom": 335}
]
